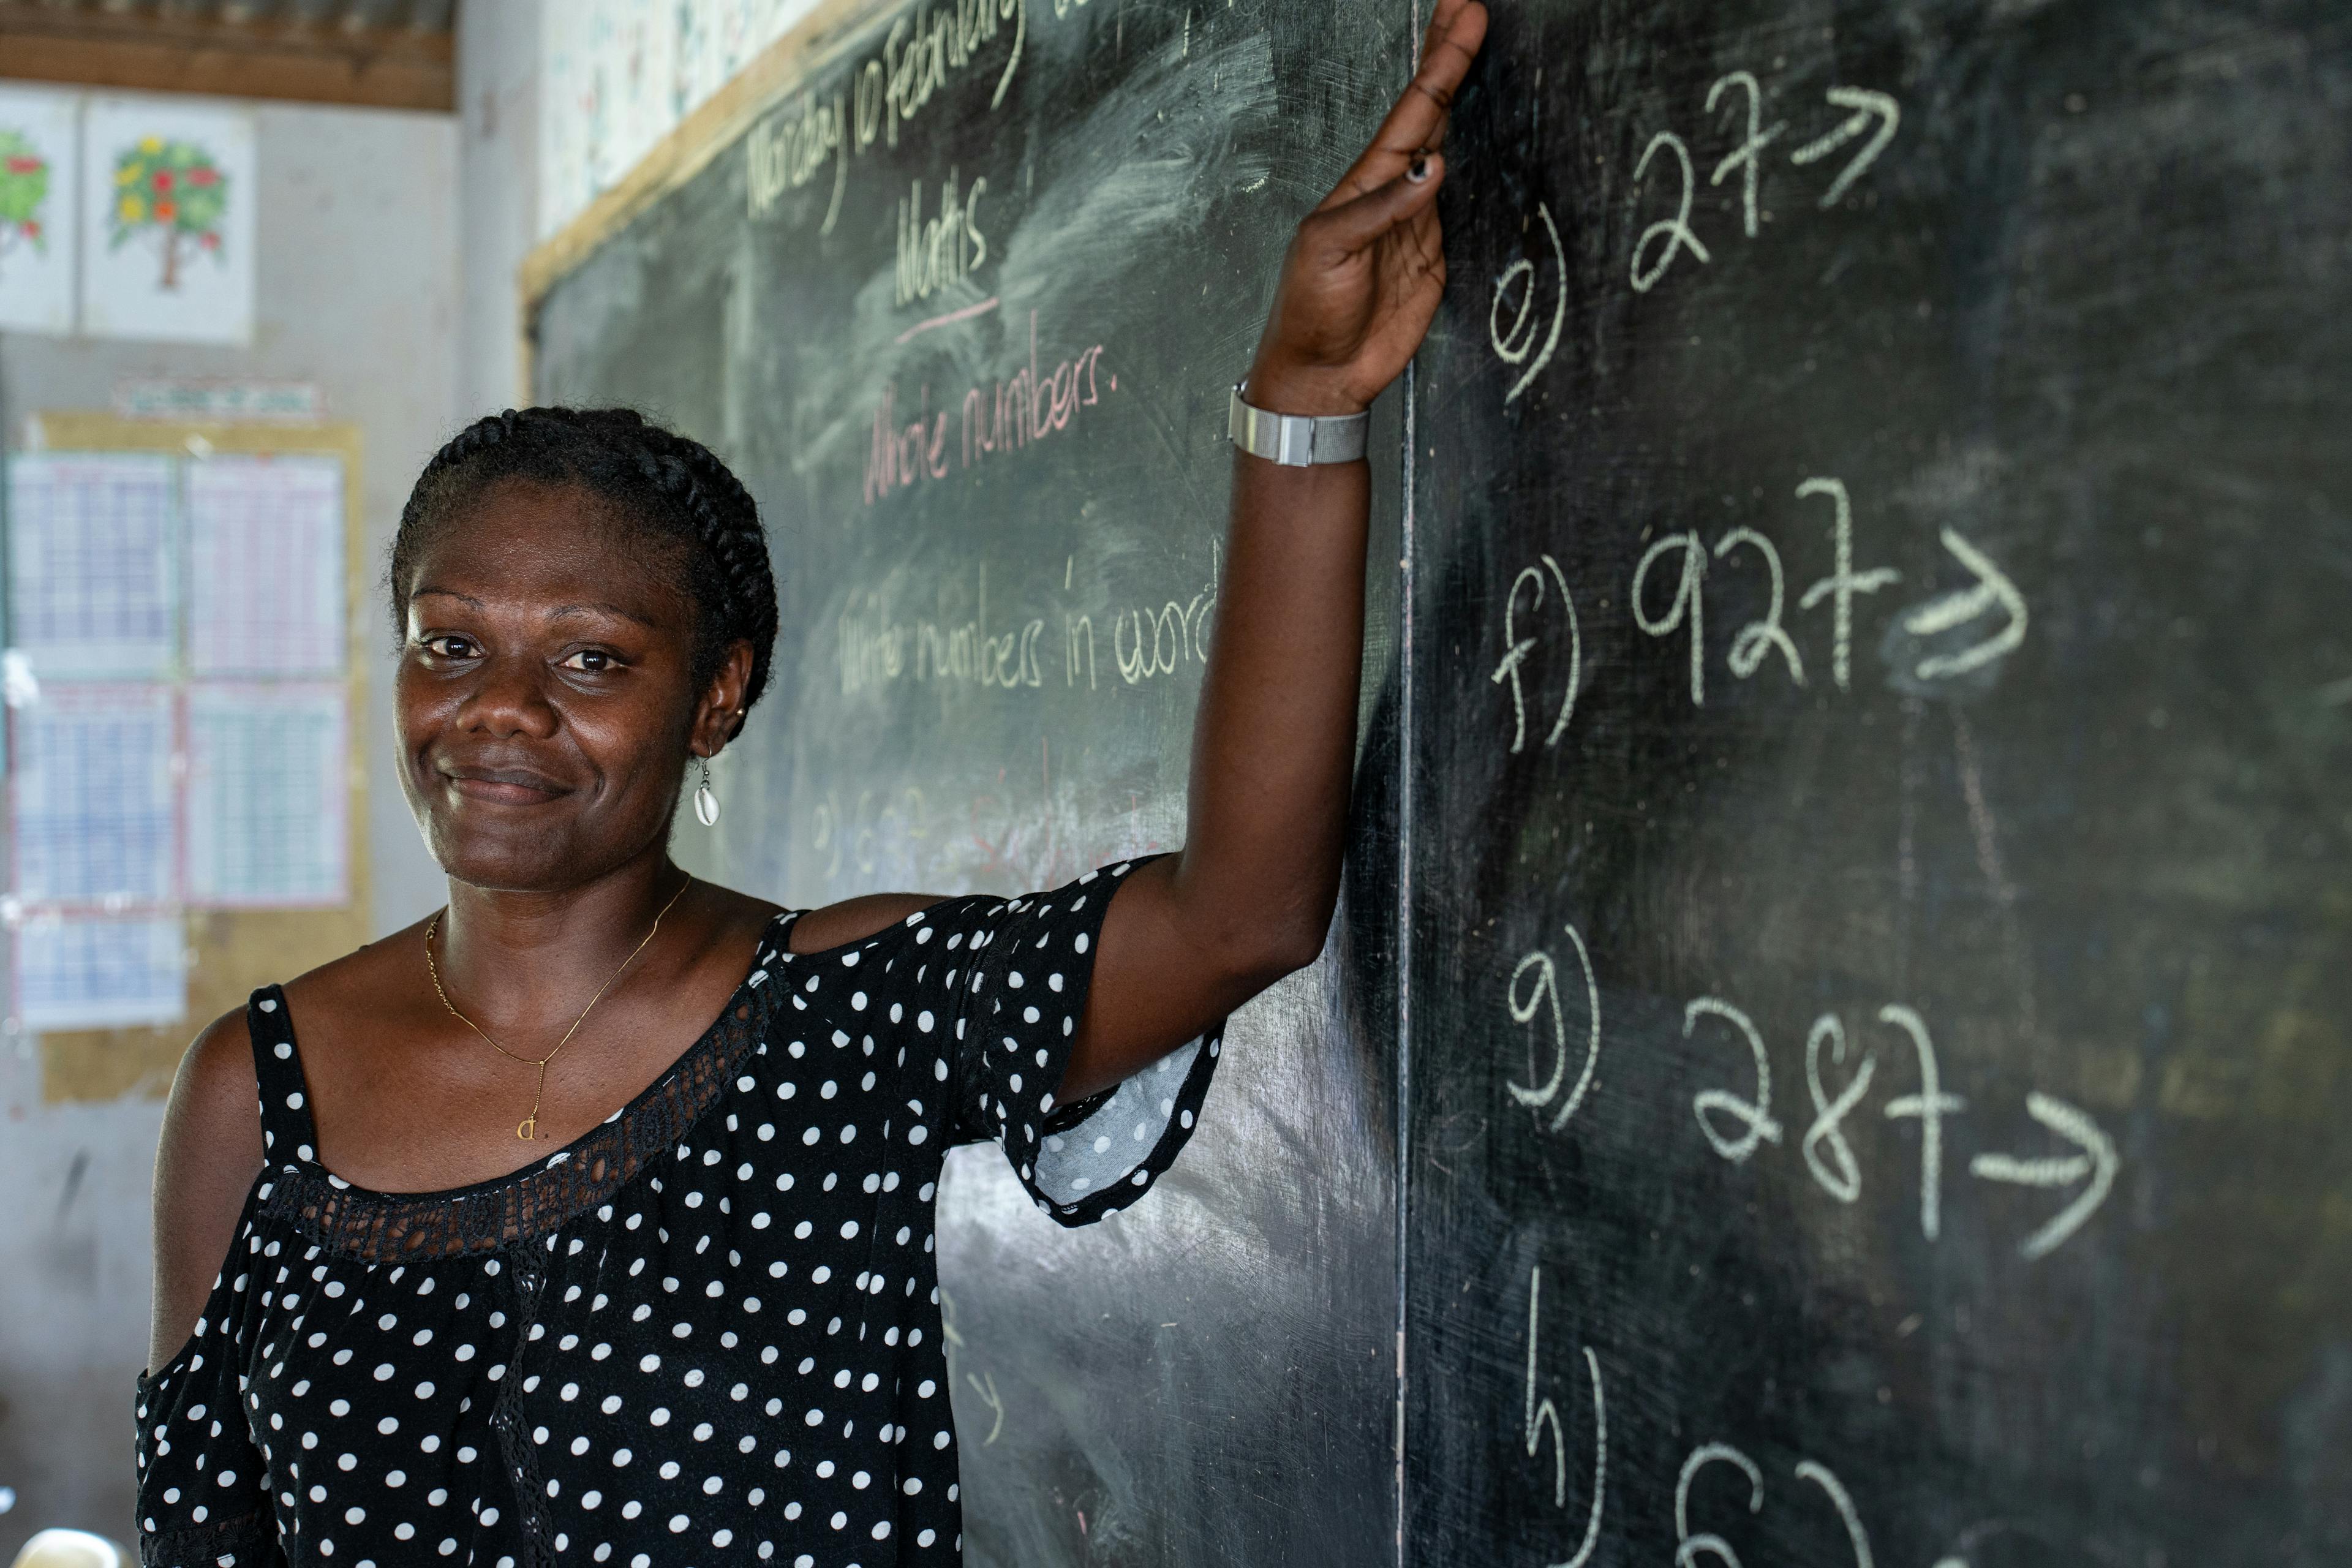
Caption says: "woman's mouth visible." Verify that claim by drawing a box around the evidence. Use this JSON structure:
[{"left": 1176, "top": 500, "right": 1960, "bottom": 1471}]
[{"left": 439, "top": 763, "right": 570, "bottom": 805}]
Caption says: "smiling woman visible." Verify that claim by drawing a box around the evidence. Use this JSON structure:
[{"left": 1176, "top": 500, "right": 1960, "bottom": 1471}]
[
  {"left": 386, "top": 409, "right": 777, "bottom": 896},
  {"left": 129, "top": 5, "right": 1489, "bottom": 1565}
]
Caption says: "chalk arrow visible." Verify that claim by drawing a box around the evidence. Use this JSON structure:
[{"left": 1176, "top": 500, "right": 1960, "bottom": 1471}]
[
  {"left": 1789, "top": 87, "right": 1901, "bottom": 208},
  {"left": 1969, "top": 1091, "right": 2117, "bottom": 1260},
  {"left": 1901, "top": 528, "right": 2027, "bottom": 681}
]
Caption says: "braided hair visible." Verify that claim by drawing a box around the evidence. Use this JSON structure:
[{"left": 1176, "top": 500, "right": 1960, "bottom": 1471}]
[{"left": 390, "top": 408, "right": 778, "bottom": 737}]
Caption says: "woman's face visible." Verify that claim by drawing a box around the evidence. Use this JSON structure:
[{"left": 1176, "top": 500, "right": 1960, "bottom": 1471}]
[{"left": 394, "top": 479, "right": 744, "bottom": 892}]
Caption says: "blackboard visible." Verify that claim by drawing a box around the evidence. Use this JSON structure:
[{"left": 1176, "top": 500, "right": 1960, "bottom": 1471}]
[
  {"left": 530, "top": 1, "right": 1411, "bottom": 1562},
  {"left": 529, "top": 0, "right": 2352, "bottom": 1563},
  {"left": 1404, "top": 2, "right": 2351, "bottom": 1566}
]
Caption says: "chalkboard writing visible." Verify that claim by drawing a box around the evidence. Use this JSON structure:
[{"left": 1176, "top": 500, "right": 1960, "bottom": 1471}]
[
  {"left": 1407, "top": 1, "right": 2350, "bottom": 1565},
  {"left": 530, "top": 0, "right": 2351, "bottom": 1562}
]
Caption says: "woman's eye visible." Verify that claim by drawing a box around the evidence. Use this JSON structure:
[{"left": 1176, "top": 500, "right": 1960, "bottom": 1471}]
[
  {"left": 422, "top": 635, "right": 477, "bottom": 660},
  {"left": 560, "top": 649, "right": 616, "bottom": 673}
]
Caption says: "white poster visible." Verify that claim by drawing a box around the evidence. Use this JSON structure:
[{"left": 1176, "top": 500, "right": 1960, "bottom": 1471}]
[
  {"left": 5, "top": 452, "right": 178, "bottom": 680},
  {"left": 187, "top": 683, "right": 349, "bottom": 907},
  {"left": 0, "top": 86, "right": 78, "bottom": 336},
  {"left": 187, "top": 454, "right": 346, "bottom": 676},
  {"left": 79, "top": 97, "right": 255, "bottom": 345},
  {"left": 9, "top": 682, "right": 177, "bottom": 907},
  {"left": 13, "top": 914, "right": 187, "bottom": 1031}
]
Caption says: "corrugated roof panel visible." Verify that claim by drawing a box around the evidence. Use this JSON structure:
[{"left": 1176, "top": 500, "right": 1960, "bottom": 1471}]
[
  {"left": 13, "top": 0, "right": 453, "bottom": 37},
  {"left": 0, "top": 0, "right": 458, "bottom": 110}
]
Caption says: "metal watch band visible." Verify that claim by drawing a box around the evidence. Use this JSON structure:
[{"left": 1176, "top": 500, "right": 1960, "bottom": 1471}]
[{"left": 1227, "top": 381, "right": 1370, "bottom": 466}]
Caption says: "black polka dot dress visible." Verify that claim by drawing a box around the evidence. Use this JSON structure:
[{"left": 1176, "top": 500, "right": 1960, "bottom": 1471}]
[{"left": 133, "top": 858, "right": 1223, "bottom": 1567}]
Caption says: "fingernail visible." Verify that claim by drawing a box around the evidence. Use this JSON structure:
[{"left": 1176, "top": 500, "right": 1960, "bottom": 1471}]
[{"left": 1407, "top": 156, "right": 1431, "bottom": 184}]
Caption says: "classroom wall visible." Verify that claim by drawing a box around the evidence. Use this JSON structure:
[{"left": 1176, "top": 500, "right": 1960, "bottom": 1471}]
[
  {"left": 536, "top": 0, "right": 832, "bottom": 240},
  {"left": 0, "top": 99, "right": 457, "bottom": 1557},
  {"left": 458, "top": 0, "right": 545, "bottom": 415}
]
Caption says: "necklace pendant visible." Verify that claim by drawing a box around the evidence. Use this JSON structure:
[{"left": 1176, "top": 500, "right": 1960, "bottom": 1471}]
[{"left": 426, "top": 877, "right": 692, "bottom": 1154}]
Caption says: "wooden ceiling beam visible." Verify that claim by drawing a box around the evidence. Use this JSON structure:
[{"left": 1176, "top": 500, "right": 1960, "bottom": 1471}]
[{"left": 0, "top": 3, "right": 453, "bottom": 113}]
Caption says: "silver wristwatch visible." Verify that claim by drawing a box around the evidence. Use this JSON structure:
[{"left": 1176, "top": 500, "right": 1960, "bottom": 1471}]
[{"left": 1227, "top": 380, "right": 1370, "bottom": 466}]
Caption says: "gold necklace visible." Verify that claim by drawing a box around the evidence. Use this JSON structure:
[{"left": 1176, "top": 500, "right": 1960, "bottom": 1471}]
[{"left": 424, "top": 875, "right": 693, "bottom": 1142}]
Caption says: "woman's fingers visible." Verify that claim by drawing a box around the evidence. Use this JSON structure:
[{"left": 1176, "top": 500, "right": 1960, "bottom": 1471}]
[
  {"left": 1412, "top": 1, "right": 1486, "bottom": 140},
  {"left": 1418, "top": 1, "right": 1487, "bottom": 154},
  {"left": 1325, "top": 0, "right": 1487, "bottom": 205},
  {"left": 1311, "top": 154, "right": 1448, "bottom": 262},
  {"left": 1259, "top": 3, "right": 1479, "bottom": 398}
]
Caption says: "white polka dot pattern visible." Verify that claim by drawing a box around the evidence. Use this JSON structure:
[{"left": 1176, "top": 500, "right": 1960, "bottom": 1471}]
[{"left": 131, "top": 856, "right": 1223, "bottom": 1567}]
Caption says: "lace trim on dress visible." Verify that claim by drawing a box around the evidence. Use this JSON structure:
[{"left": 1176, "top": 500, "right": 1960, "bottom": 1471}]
[
  {"left": 490, "top": 1245, "right": 558, "bottom": 1567},
  {"left": 257, "top": 975, "right": 777, "bottom": 1264},
  {"left": 138, "top": 1504, "right": 276, "bottom": 1568}
]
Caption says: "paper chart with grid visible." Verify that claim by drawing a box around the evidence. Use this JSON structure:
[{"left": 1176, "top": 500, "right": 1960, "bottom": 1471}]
[
  {"left": 187, "top": 454, "right": 346, "bottom": 676},
  {"left": 12, "top": 914, "right": 185, "bottom": 1031},
  {"left": 4, "top": 445, "right": 353, "bottom": 1030},
  {"left": 186, "top": 682, "right": 348, "bottom": 906},
  {"left": 9, "top": 682, "right": 176, "bottom": 907},
  {"left": 5, "top": 453, "right": 176, "bottom": 679}
]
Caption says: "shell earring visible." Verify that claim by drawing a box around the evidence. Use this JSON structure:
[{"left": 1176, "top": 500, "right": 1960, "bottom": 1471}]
[{"left": 693, "top": 757, "right": 720, "bottom": 827}]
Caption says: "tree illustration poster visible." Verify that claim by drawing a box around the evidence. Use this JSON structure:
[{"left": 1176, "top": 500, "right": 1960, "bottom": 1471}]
[
  {"left": 0, "top": 86, "right": 79, "bottom": 336},
  {"left": 80, "top": 97, "right": 254, "bottom": 345}
]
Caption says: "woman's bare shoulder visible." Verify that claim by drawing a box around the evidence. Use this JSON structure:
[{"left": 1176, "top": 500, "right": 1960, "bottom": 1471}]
[
  {"left": 149, "top": 924, "right": 412, "bottom": 1371},
  {"left": 155, "top": 923, "right": 405, "bottom": 1193},
  {"left": 149, "top": 1005, "right": 265, "bottom": 1371},
  {"left": 277, "top": 919, "right": 434, "bottom": 1019},
  {"left": 159, "top": 1006, "right": 263, "bottom": 1166}
]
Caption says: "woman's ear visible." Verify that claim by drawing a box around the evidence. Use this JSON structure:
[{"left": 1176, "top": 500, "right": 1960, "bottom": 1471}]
[{"left": 690, "top": 640, "right": 756, "bottom": 756}]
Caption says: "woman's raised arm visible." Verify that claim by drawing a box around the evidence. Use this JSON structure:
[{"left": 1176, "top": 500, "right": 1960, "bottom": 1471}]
[{"left": 1059, "top": 0, "right": 1488, "bottom": 1103}]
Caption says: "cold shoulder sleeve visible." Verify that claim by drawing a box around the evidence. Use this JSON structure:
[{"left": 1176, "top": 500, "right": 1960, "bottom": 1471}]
[
  {"left": 133, "top": 1204, "right": 281, "bottom": 1566},
  {"left": 894, "top": 855, "right": 1224, "bottom": 1225}
]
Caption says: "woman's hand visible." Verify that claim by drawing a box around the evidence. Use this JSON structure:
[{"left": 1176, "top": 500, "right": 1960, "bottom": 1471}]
[
  {"left": 1246, "top": 0, "right": 1489, "bottom": 417},
  {"left": 1053, "top": 1, "right": 1487, "bottom": 1104}
]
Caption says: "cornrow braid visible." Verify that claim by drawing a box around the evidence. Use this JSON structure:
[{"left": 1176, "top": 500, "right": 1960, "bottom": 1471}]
[{"left": 390, "top": 407, "right": 779, "bottom": 737}]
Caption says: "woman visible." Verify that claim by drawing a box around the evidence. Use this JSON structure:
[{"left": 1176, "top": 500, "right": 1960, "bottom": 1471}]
[{"left": 134, "top": 4, "right": 1487, "bottom": 1563}]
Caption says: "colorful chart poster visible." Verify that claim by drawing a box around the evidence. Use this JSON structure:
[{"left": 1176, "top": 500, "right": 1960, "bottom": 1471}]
[
  {"left": 5, "top": 453, "right": 177, "bottom": 680},
  {"left": 9, "top": 682, "right": 176, "bottom": 907},
  {"left": 186, "top": 683, "right": 349, "bottom": 907},
  {"left": 12, "top": 913, "right": 186, "bottom": 1031},
  {"left": 79, "top": 96, "right": 255, "bottom": 345},
  {"left": 187, "top": 454, "right": 346, "bottom": 677},
  {"left": 0, "top": 86, "right": 80, "bottom": 336}
]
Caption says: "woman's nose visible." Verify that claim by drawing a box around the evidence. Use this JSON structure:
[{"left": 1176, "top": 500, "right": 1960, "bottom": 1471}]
[{"left": 456, "top": 652, "right": 559, "bottom": 738}]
